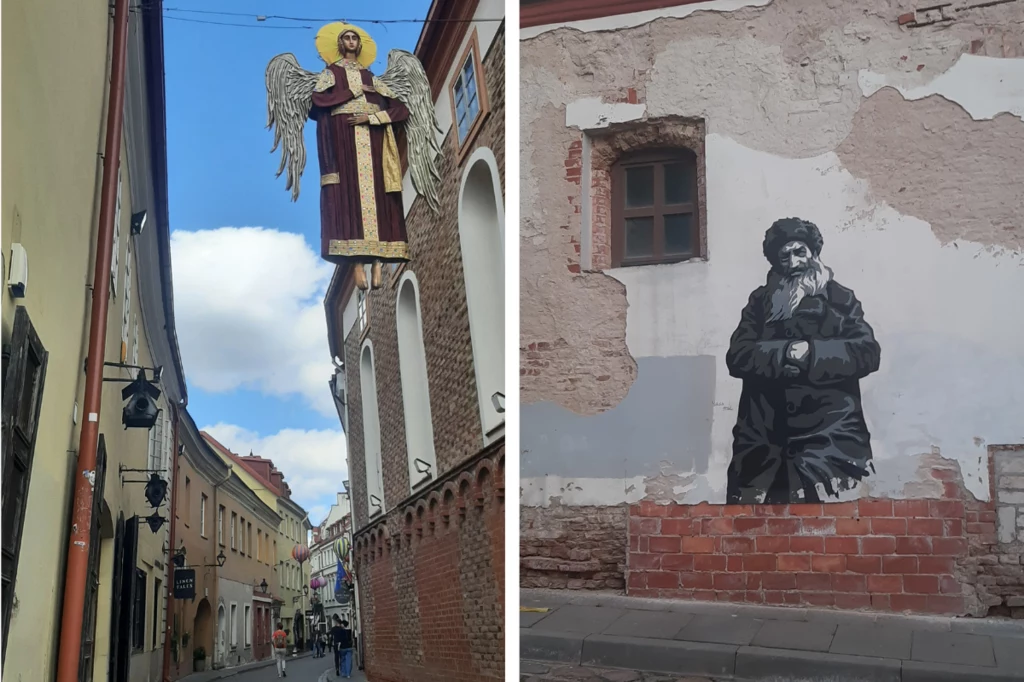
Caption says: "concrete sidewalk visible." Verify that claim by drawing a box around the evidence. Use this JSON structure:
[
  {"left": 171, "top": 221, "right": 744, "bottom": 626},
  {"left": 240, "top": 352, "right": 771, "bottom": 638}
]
[{"left": 520, "top": 589, "right": 1024, "bottom": 682}]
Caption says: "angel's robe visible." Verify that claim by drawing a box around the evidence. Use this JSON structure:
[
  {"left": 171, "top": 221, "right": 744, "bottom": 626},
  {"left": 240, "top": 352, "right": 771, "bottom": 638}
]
[{"left": 310, "top": 59, "right": 411, "bottom": 263}]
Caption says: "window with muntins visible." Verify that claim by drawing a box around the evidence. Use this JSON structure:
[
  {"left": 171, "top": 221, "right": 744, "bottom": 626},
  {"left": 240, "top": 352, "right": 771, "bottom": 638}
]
[
  {"left": 132, "top": 569, "right": 146, "bottom": 651},
  {"left": 111, "top": 170, "right": 122, "bottom": 296},
  {"left": 454, "top": 54, "right": 481, "bottom": 143},
  {"left": 449, "top": 31, "right": 489, "bottom": 155},
  {"left": 611, "top": 149, "right": 701, "bottom": 267}
]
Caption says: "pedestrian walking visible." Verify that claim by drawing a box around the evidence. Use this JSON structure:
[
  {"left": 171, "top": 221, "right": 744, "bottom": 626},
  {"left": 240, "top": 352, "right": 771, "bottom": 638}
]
[
  {"left": 331, "top": 615, "right": 354, "bottom": 678},
  {"left": 271, "top": 622, "right": 289, "bottom": 678}
]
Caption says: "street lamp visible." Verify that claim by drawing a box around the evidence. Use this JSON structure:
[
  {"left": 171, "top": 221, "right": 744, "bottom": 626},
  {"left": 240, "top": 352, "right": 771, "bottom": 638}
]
[{"left": 259, "top": 579, "right": 268, "bottom": 594}]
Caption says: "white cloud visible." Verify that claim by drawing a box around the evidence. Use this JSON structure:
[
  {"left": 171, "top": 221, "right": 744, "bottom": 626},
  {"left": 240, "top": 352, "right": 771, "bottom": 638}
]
[
  {"left": 203, "top": 422, "right": 348, "bottom": 517},
  {"left": 171, "top": 227, "right": 337, "bottom": 417}
]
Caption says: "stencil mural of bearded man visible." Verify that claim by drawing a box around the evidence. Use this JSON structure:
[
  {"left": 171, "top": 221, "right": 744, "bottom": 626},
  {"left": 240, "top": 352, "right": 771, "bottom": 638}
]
[{"left": 725, "top": 218, "right": 881, "bottom": 504}]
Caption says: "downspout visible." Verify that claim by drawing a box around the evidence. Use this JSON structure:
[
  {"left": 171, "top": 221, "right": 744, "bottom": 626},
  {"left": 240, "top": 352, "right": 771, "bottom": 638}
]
[
  {"left": 55, "top": 0, "right": 131, "bottom": 679},
  {"left": 161, "top": 403, "right": 183, "bottom": 682}
]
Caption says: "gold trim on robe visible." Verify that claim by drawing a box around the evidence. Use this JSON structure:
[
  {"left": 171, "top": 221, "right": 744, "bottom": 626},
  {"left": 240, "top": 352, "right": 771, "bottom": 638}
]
[
  {"left": 331, "top": 100, "right": 382, "bottom": 116},
  {"left": 328, "top": 239, "right": 410, "bottom": 259},
  {"left": 344, "top": 63, "right": 380, "bottom": 243}
]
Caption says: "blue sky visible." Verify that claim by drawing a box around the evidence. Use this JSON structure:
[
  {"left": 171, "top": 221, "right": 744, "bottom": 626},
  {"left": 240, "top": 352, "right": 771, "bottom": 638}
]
[{"left": 164, "top": 0, "right": 431, "bottom": 524}]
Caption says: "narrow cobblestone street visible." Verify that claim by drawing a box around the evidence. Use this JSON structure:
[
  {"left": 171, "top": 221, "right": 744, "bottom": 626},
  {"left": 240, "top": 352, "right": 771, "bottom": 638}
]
[{"left": 178, "top": 655, "right": 367, "bottom": 682}]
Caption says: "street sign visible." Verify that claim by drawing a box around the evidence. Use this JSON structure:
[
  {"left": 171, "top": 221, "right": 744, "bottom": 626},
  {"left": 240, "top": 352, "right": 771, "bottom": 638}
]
[{"left": 173, "top": 569, "right": 196, "bottom": 599}]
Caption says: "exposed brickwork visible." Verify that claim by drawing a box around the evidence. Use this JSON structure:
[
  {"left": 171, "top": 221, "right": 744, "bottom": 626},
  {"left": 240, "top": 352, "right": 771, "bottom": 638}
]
[
  {"left": 342, "top": 23, "right": 506, "bottom": 682},
  {"left": 624, "top": 457, "right": 1024, "bottom": 616},
  {"left": 962, "top": 445, "right": 1024, "bottom": 617},
  {"left": 354, "top": 449, "right": 504, "bottom": 682},
  {"left": 521, "top": 504, "right": 627, "bottom": 591}
]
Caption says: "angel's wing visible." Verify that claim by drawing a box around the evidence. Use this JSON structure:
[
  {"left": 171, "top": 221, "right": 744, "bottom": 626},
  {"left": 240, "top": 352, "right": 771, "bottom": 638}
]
[
  {"left": 266, "top": 53, "right": 318, "bottom": 202},
  {"left": 375, "top": 49, "right": 444, "bottom": 215}
]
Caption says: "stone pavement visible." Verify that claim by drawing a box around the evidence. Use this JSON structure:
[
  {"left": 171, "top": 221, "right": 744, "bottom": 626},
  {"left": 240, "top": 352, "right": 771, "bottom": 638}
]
[
  {"left": 176, "top": 651, "right": 316, "bottom": 682},
  {"left": 521, "top": 589, "right": 1024, "bottom": 681}
]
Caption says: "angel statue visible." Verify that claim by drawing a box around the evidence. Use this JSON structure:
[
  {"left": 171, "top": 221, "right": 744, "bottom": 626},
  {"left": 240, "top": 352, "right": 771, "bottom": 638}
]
[{"left": 266, "top": 22, "right": 442, "bottom": 290}]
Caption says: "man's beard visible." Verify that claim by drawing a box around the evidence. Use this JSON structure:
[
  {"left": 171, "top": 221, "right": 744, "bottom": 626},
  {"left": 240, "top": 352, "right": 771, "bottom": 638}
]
[{"left": 766, "top": 257, "right": 832, "bottom": 322}]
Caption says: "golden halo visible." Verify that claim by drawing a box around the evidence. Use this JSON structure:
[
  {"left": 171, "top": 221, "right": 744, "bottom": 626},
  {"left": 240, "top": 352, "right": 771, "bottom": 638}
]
[{"left": 315, "top": 22, "right": 376, "bottom": 68}]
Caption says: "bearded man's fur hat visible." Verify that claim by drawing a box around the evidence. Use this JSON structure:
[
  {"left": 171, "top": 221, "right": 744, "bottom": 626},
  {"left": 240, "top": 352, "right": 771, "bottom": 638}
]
[{"left": 762, "top": 218, "right": 824, "bottom": 270}]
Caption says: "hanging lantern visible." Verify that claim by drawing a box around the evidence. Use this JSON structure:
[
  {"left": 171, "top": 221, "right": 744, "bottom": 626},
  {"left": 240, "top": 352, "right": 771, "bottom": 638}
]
[
  {"left": 334, "top": 537, "right": 350, "bottom": 561},
  {"left": 291, "top": 543, "right": 309, "bottom": 563}
]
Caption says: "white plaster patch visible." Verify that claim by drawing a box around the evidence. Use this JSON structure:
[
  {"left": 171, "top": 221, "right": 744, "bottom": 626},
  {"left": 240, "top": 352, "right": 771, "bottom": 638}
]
[
  {"left": 520, "top": 475, "right": 646, "bottom": 507},
  {"left": 604, "top": 134, "right": 1024, "bottom": 503},
  {"left": 520, "top": 0, "right": 772, "bottom": 40},
  {"left": 858, "top": 54, "right": 1024, "bottom": 121},
  {"left": 566, "top": 98, "right": 647, "bottom": 130},
  {"left": 998, "top": 506, "right": 1016, "bottom": 544}
]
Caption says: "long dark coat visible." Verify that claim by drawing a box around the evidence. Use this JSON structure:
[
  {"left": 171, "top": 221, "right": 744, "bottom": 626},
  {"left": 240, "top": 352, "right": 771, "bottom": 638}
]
[
  {"left": 725, "top": 278, "right": 881, "bottom": 504},
  {"left": 310, "top": 61, "right": 410, "bottom": 265}
]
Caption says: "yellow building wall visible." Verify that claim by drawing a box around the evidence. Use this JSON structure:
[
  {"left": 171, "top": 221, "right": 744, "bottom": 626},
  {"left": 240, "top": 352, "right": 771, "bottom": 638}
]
[
  {"left": 1, "top": 1, "right": 110, "bottom": 678},
  {"left": 2, "top": 2, "right": 171, "bottom": 679},
  {"left": 203, "top": 440, "right": 311, "bottom": 632}
]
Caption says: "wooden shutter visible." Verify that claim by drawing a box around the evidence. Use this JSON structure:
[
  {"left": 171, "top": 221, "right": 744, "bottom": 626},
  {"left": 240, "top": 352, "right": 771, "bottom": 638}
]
[
  {"left": 108, "top": 513, "right": 125, "bottom": 681},
  {"left": 113, "top": 517, "right": 139, "bottom": 681},
  {"left": 79, "top": 439, "right": 108, "bottom": 681},
  {"left": 1, "top": 306, "right": 49, "bottom": 663}
]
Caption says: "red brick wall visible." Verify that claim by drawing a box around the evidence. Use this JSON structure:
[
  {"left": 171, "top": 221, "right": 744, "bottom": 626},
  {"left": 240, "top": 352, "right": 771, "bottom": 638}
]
[
  {"left": 355, "top": 448, "right": 504, "bottom": 682},
  {"left": 626, "top": 451, "right": 1024, "bottom": 617},
  {"left": 629, "top": 496, "right": 968, "bottom": 614},
  {"left": 343, "top": 21, "right": 506, "bottom": 682}
]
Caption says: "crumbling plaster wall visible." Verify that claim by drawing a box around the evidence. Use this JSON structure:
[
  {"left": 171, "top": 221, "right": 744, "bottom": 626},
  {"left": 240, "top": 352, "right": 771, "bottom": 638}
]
[{"left": 520, "top": 0, "right": 1024, "bottom": 509}]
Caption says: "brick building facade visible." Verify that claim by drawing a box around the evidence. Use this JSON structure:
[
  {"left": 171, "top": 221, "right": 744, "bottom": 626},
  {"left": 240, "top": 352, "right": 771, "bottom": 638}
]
[
  {"left": 324, "top": 2, "right": 505, "bottom": 680},
  {"left": 521, "top": 0, "right": 1024, "bottom": 618}
]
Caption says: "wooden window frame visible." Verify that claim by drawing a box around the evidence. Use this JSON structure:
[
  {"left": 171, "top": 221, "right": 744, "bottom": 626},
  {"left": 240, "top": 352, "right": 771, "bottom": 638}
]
[
  {"left": 448, "top": 28, "right": 490, "bottom": 162},
  {"left": 1, "top": 306, "right": 48, "bottom": 665},
  {"left": 132, "top": 569, "right": 146, "bottom": 652},
  {"left": 200, "top": 493, "right": 207, "bottom": 538},
  {"left": 611, "top": 148, "right": 702, "bottom": 268},
  {"left": 231, "top": 512, "right": 237, "bottom": 551}
]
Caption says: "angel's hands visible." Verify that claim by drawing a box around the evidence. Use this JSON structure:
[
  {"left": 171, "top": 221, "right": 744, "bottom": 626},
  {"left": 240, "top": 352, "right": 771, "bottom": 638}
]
[
  {"left": 362, "top": 84, "right": 376, "bottom": 94},
  {"left": 349, "top": 114, "right": 370, "bottom": 126}
]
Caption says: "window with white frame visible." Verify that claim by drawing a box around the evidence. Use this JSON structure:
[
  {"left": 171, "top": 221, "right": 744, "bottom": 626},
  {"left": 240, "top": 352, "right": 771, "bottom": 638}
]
[
  {"left": 230, "top": 603, "right": 238, "bottom": 647},
  {"left": 200, "top": 494, "right": 207, "bottom": 537},
  {"left": 231, "top": 512, "right": 237, "bottom": 550},
  {"left": 396, "top": 273, "right": 437, "bottom": 491},
  {"left": 257, "top": 530, "right": 262, "bottom": 562},
  {"left": 121, "top": 238, "right": 133, "bottom": 363},
  {"left": 131, "top": 316, "right": 139, "bottom": 366},
  {"left": 357, "top": 290, "right": 367, "bottom": 332},
  {"left": 244, "top": 605, "right": 251, "bottom": 647},
  {"left": 218, "top": 506, "right": 225, "bottom": 546},
  {"left": 360, "top": 342, "right": 386, "bottom": 517},
  {"left": 111, "top": 170, "right": 123, "bottom": 296}
]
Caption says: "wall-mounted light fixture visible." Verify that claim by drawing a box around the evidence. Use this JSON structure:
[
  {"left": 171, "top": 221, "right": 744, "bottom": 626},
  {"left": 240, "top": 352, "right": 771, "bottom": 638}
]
[{"left": 130, "top": 210, "right": 148, "bottom": 235}]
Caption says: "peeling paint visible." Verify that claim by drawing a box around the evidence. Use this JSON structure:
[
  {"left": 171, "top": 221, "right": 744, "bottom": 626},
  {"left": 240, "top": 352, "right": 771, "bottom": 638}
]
[
  {"left": 521, "top": 0, "right": 1024, "bottom": 508},
  {"left": 520, "top": 475, "right": 646, "bottom": 507},
  {"left": 858, "top": 53, "right": 1024, "bottom": 121},
  {"left": 83, "top": 469, "right": 95, "bottom": 488},
  {"left": 566, "top": 98, "right": 647, "bottom": 129},
  {"left": 520, "top": 0, "right": 773, "bottom": 40}
]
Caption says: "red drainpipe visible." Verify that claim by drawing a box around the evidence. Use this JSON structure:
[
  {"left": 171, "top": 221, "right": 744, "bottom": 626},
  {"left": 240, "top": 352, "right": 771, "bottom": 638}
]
[
  {"left": 162, "top": 405, "right": 182, "bottom": 681},
  {"left": 54, "top": 0, "right": 131, "bottom": 678}
]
